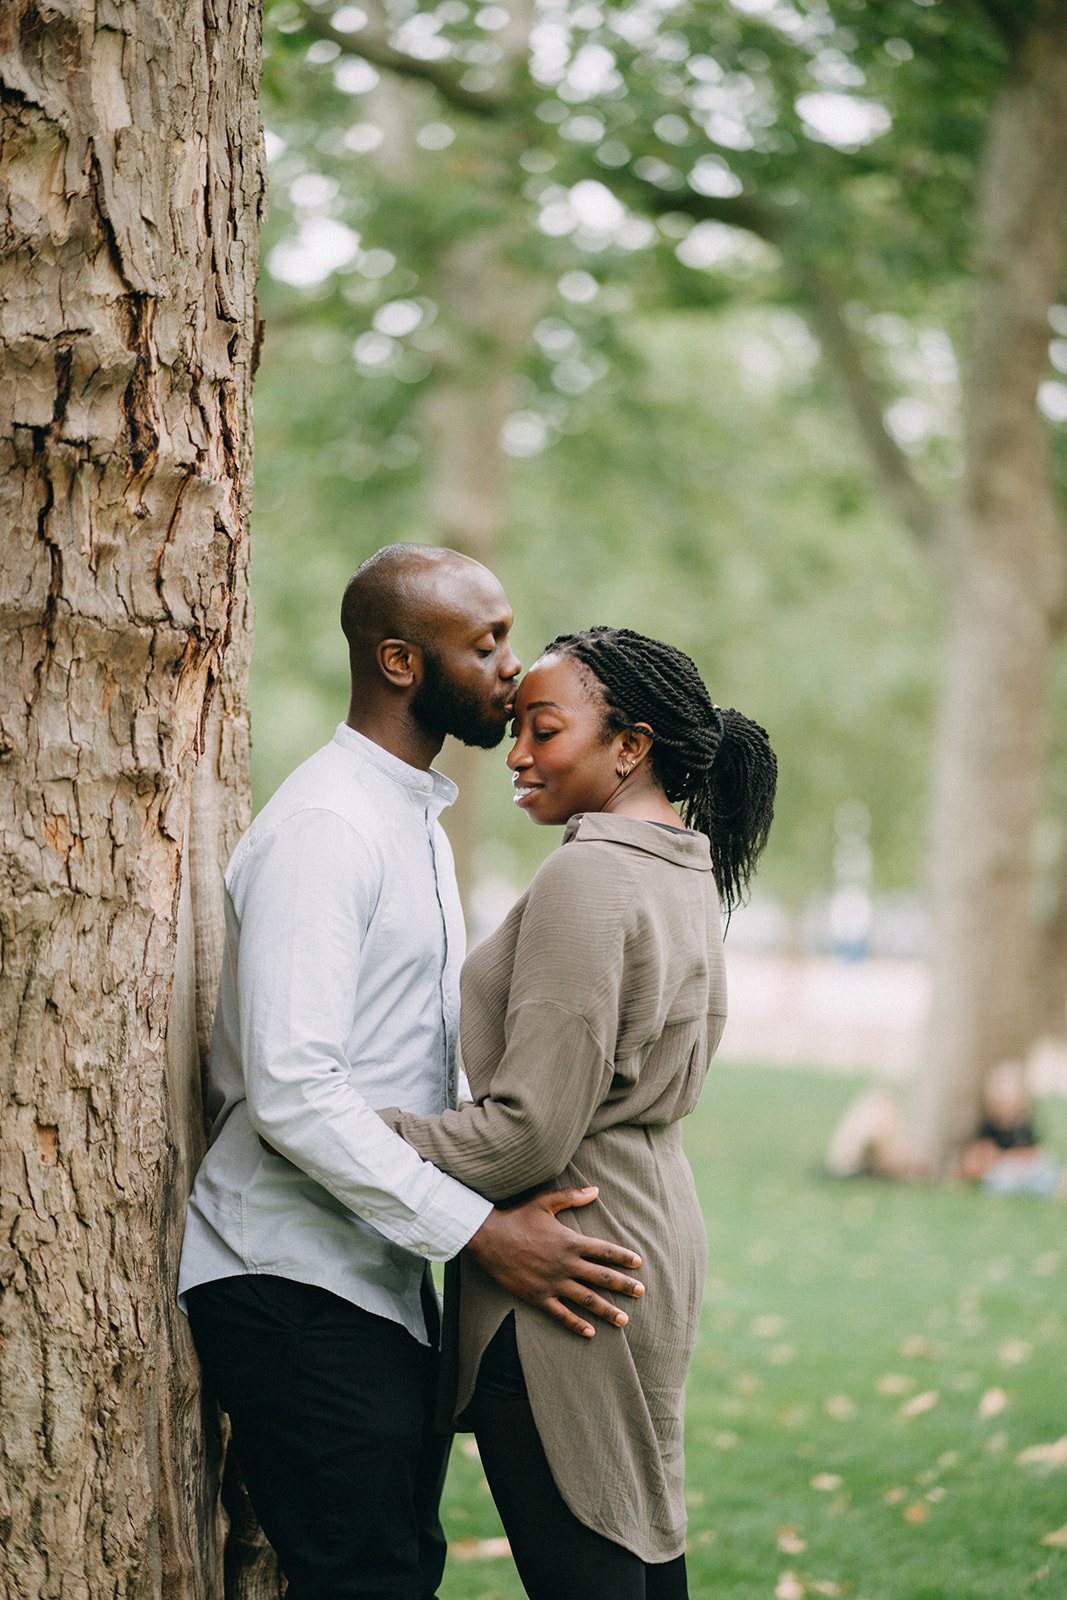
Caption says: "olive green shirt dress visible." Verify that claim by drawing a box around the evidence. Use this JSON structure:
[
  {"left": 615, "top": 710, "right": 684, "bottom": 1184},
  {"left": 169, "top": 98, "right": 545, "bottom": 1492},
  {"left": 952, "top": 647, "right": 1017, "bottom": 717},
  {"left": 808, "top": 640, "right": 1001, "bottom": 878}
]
[{"left": 386, "top": 811, "right": 727, "bottom": 1562}]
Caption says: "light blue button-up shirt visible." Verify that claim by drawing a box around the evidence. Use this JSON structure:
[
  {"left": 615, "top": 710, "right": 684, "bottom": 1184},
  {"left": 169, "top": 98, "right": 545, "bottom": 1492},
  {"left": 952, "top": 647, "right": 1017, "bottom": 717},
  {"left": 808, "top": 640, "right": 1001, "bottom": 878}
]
[{"left": 178, "top": 724, "right": 493, "bottom": 1343}]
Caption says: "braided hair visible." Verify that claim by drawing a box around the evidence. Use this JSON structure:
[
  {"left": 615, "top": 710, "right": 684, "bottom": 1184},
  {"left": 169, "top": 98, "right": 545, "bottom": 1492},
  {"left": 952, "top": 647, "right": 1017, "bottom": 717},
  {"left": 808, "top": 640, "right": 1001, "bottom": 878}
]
[{"left": 544, "top": 626, "right": 777, "bottom": 914}]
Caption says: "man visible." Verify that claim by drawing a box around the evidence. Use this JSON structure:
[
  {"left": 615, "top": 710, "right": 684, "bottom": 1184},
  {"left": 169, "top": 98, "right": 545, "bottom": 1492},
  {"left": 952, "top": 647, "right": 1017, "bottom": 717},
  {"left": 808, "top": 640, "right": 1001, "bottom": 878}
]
[{"left": 179, "top": 544, "right": 643, "bottom": 1600}]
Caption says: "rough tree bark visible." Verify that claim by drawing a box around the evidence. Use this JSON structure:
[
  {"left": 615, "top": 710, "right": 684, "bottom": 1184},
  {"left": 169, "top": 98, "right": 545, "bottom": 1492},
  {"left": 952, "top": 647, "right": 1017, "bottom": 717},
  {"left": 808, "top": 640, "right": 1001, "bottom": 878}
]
[{"left": 0, "top": 2, "right": 262, "bottom": 1595}]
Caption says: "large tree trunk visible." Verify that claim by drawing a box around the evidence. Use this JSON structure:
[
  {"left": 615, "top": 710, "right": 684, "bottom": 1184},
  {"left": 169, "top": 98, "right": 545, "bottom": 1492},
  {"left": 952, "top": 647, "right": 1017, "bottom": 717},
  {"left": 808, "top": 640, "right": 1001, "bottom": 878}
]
[
  {"left": 912, "top": 4, "right": 1067, "bottom": 1168},
  {"left": 0, "top": 3, "right": 262, "bottom": 1594}
]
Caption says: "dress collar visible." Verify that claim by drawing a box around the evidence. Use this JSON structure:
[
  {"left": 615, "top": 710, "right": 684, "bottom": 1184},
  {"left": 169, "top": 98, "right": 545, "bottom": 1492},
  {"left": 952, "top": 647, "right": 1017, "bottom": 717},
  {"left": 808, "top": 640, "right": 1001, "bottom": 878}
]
[{"left": 561, "top": 811, "right": 712, "bottom": 869}]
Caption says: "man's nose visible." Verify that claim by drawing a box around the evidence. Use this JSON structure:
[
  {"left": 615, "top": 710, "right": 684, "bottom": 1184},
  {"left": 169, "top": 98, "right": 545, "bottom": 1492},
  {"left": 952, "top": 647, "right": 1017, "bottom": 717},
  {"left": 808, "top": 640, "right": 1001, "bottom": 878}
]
[{"left": 500, "top": 645, "right": 521, "bottom": 681}]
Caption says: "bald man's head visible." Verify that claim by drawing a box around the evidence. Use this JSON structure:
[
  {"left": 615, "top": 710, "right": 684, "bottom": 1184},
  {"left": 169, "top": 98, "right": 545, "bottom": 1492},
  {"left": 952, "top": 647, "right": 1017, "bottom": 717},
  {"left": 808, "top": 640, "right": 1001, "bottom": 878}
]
[
  {"left": 340, "top": 543, "right": 520, "bottom": 753},
  {"left": 341, "top": 544, "right": 467, "bottom": 663}
]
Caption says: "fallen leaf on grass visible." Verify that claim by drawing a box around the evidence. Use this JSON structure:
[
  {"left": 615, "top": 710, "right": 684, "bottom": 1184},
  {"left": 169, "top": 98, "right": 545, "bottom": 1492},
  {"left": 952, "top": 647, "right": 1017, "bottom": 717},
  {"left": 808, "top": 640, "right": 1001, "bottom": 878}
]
[
  {"left": 978, "top": 1387, "right": 1009, "bottom": 1419},
  {"left": 985, "top": 1431, "right": 1008, "bottom": 1455},
  {"left": 775, "top": 1574, "right": 805, "bottom": 1600},
  {"left": 777, "top": 1403, "right": 812, "bottom": 1429},
  {"left": 899, "top": 1390, "right": 939, "bottom": 1419},
  {"left": 712, "top": 1431, "right": 739, "bottom": 1450},
  {"left": 776, "top": 1526, "right": 807, "bottom": 1555},
  {"left": 903, "top": 1503, "right": 930, "bottom": 1524},
  {"left": 450, "top": 1537, "right": 512, "bottom": 1560},
  {"left": 1017, "top": 1438, "right": 1067, "bottom": 1469},
  {"left": 883, "top": 1487, "right": 908, "bottom": 1506},
  {"left": 876, "top": 1373, "right": 914, "bottom": 1395},
  {"left": 899, "top": 1334, "right": 934, "bottom": 1359},
  {"left": 938, "top": 1451, "right": 961, "bottom": 1469},
  {"left": 824, "top": 1394, "right": 857, "bottom": 1420},
  {"left": 998, "top": 1338, "right": 1033, "bottom": 1366},
  {"left": 810, "top": 1473, "right": 843, "bottom": 1492},
  {"left": 1040, "top": 1525, "right": 1067, "bottom": 1548},
  {"left": 751, "top": 1313, "right": 787, "bottom": 1338},
  {"left": 926, "top": 1487, "right": 947, "bottom": 1503},
  {"left": 458, "top": 1437, "right": 481, "bottom": 1460}
]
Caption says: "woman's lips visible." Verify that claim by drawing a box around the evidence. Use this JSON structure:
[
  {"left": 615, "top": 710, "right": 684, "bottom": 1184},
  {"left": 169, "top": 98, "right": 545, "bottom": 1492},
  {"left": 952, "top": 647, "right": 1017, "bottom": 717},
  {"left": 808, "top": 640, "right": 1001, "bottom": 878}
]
[{"left": 512, "top": 781, "right": 543, "bottom": 807}]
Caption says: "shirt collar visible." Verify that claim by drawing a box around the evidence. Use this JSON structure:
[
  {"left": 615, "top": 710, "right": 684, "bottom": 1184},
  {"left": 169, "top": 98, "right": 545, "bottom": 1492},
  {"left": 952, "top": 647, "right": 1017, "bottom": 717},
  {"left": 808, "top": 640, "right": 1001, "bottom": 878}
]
[
  {"left": 561, "top": 810, "right": 712, "bottom": 869},
  {"left": 332, "top": 723, "right": 458, "bottom": 814}
]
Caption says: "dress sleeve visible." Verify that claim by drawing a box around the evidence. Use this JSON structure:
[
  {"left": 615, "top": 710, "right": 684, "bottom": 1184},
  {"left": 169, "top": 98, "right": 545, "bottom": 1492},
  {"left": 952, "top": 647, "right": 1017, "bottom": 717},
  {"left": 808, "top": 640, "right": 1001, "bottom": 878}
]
[{"left": 384, "top": 845, "right": 631, "bottom": 1202}]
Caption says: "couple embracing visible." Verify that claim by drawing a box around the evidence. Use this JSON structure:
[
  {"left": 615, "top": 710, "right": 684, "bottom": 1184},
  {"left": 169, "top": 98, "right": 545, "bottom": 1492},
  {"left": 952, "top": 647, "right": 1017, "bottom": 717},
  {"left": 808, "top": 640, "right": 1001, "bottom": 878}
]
[{"left": 178, "top": 543, "right": 777, "bottom": 1600}]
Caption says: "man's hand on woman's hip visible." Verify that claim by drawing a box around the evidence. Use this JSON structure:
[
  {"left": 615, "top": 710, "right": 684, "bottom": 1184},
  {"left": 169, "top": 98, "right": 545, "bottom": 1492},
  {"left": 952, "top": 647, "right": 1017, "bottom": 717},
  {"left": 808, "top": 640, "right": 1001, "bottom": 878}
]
[{"left": 465, "top": 1186, "right": 644, "bottom": 1339}]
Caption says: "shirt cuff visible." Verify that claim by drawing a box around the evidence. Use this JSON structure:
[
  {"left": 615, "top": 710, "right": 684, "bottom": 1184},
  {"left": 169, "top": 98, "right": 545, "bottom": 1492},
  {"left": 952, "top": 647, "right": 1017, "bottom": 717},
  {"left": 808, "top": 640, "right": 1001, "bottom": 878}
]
[{"left": 394, "top": 1166, "right": 494, "bottom": 1261}]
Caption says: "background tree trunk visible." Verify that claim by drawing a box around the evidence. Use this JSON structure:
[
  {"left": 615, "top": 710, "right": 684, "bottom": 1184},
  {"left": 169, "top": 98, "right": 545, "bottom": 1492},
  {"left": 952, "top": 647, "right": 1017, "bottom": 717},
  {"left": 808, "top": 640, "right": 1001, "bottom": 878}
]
[
  {"left": 421, "top": 229, "right": 547, "bottom": 899},
  {"left": 913, "top": 5, "right": 1067, "bottom": 1168},
  {"left": 0, "top": 3, "right": 262, "bottom": 1594}
]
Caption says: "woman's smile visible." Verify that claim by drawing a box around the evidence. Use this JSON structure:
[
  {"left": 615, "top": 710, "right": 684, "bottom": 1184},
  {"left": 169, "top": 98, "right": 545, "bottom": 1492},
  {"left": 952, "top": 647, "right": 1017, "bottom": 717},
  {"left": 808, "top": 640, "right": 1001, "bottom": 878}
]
[{"left": 511, "top": 773, "right": 545, "bottom": 808}]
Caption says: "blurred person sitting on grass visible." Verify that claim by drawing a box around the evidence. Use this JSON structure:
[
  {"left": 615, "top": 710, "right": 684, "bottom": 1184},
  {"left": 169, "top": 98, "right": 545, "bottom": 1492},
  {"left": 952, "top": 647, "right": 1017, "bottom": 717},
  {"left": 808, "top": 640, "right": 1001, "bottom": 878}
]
[
  {"left": 824, "top": 1061, "right": 1064, "bottom": 1196},
  {"left": 957, "top": 1060, "right": 1065, "bottom": 1197}
]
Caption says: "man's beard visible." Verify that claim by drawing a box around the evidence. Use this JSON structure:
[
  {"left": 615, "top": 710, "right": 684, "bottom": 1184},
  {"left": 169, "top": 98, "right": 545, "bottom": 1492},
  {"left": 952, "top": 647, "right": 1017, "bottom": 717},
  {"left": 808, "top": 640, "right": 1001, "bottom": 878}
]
[{"left": 410, "top": 649, "right": 508, "bottom": 750}]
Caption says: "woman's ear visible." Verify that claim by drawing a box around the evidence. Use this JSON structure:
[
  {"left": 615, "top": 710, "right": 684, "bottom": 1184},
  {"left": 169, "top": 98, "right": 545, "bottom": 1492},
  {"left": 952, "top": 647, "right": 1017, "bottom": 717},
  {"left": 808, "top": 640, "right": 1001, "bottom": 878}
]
[
  {"left": 617, "top": 721, "right": 654, "bottom": 771},
  {"left": 377, "top": 638, "right": 421, "bottom": 689}
]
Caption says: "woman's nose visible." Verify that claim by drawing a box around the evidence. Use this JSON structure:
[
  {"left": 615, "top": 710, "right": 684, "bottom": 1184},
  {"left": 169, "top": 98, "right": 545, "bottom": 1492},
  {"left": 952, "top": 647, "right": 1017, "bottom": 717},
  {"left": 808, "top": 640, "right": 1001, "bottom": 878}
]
[{"left": 506, "top": 739, "right": 531, "bottom": 770}]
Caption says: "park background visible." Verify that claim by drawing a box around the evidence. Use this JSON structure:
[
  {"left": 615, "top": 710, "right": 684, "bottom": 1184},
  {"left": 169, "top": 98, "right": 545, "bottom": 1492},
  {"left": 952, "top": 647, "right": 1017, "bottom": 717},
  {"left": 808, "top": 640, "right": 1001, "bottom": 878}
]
[
  {"left": 4, "top": 1, "right": 1067, "bottom": 1596},
  {"left": 245, "top": 2, "right": 1067, "bottom": 1594}
]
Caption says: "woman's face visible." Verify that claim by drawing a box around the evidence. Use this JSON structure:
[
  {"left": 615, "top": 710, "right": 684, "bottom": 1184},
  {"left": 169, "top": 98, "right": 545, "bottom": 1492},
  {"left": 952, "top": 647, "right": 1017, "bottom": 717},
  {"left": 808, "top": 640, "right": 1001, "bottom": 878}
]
[{"left": 505, "top": 654, "right": 625, "bottom": 826}]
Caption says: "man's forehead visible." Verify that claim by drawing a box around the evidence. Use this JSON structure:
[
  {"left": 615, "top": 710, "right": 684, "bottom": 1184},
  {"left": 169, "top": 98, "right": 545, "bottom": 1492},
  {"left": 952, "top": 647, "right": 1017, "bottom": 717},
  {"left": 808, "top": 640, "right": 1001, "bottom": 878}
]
[{"left": 417, "top": 561, "right": 511, "bottom": 628}]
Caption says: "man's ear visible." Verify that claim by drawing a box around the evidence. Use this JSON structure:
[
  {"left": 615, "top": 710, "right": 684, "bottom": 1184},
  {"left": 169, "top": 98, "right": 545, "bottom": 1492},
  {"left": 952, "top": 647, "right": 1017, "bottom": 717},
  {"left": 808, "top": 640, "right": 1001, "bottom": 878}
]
[{"left": 377, "top": 638, "right": 422, "bottom": 689}]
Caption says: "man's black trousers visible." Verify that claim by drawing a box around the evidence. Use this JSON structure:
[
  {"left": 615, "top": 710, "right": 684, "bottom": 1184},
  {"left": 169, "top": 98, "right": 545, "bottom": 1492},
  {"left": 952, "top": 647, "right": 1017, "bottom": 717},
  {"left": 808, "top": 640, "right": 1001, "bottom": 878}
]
[{"left": 185, "top": 1274, "right": 449, "bottom": 1600}]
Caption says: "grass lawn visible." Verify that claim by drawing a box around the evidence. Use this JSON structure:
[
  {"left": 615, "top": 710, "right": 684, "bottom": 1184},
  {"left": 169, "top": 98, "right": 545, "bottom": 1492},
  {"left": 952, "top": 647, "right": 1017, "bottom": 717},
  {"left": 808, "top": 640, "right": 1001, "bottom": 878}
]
[{"left": 438, "top": 1064, "right": 1067, "bottom": 1599}]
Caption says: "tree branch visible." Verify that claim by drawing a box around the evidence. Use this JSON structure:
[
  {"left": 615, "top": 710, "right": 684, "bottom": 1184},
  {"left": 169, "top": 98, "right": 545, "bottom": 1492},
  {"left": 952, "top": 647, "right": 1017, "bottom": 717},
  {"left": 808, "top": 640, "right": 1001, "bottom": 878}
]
[
  {"left": 795, "top": 257, "right": 943, "bottom": 548},
  {"left": 621, "top": 169, "right": 787, "bottom": 246},
  {"left": 295, "top": 5, "right": 508, "bottom": 117},
  {"left": 624, "top": 172, "right": 942, "bottom": 546}
]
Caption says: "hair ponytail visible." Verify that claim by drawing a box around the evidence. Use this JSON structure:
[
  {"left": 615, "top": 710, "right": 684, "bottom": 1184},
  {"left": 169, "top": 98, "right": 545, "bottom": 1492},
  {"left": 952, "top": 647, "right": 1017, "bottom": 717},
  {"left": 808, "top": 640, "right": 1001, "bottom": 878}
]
[
  {"left": 684, "top": 707, "right": 776, "bottom": 914},
  {"left": 543, "top": 627, "right": 777, "bottom": 914}
]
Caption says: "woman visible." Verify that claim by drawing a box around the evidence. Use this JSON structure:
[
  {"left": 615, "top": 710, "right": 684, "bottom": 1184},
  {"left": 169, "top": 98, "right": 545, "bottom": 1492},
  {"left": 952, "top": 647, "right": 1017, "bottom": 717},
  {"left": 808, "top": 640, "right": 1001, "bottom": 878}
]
[{"left": 384, "top": 626, "right": 777, "bottom": 1599}]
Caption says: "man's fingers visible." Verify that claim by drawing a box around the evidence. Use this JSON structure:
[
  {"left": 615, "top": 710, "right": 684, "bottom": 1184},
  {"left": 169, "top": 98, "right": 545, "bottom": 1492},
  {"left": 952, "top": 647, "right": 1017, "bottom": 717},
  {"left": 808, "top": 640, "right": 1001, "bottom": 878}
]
[
  {"left": 543, "top": 1185, "right": 599, "bottom": 1214},
  {"left": 579, "top": 1237, "right": 643, "bottom": 1272},
  {"left": 580, "top": 1265, "right": 644, "bottom": 1298},
  {"left": 541, "top": 1284, "right": 631, "bottom": 1334},
  {"left": 541, "top": 1296, "right": 596, "bottom": 1339}
]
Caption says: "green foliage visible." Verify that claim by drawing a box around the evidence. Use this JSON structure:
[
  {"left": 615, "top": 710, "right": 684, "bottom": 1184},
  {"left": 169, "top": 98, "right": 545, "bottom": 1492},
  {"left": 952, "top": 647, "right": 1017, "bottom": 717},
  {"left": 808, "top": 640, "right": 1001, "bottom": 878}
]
[
  {"left": 249, "top": 0, "right": 1067, "bottom": 906},
  {"left": 438, "top": 1065, "right": 1067, "bottom": 1599},
  {"left": 251, "top": 293, "right": 938, "bottom": 899}
]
